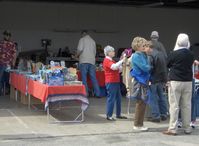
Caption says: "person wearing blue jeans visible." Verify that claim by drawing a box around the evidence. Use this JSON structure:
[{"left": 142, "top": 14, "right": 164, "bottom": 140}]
[
  {"left": 148, "top": 33, "right": 168, "bottom": 122},
  {"left": 106, "top": 83, "right": 121, "bottom": 118},
  {"left": 103, "top": 45, "right": 127, "bottom": 121},
  {"left": 76, "top": 30, "right": 100, "bottom": 97},
  {"left": 79, "top": 63, "right": 100, "bottom": 97}
]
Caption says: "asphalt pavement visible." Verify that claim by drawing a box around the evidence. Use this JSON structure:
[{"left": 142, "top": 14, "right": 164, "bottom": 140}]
[{"left": 0, "top": 95, "right": 199, "bottom": 146}]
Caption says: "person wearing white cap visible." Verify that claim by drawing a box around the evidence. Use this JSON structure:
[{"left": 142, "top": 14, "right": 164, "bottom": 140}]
[
  {"left": 103, "top": 45, "right": 127, "bottom": 121},
  {"left": 163, "top": 33, "right": 194, "bottom": 136}
]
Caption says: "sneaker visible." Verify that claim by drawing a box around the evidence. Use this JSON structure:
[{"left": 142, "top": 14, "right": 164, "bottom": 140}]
[
  {"left": 190, "top": 121, "right": 196, "bottom": 128},
  {"left": 106, "top": 117, "right": 116, "bottom": 121},
  {"left": 177, "top": 121, "right": 182, "bottom": 128},
  {"left": 133, "top": 126, "right": 148, "bottom": 131}
]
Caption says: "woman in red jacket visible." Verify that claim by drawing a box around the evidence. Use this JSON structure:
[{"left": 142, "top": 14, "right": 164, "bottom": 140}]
[{"left": 103, "top": 45, "right": 127, "bottom": 121}]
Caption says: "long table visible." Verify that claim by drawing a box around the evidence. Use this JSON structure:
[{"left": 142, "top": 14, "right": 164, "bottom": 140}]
[
  {"left": 9, "top": 72, "right": 89, "bottom": 123},
  {"left": 27, "top": 79, "right": 88, "bottom": 110}
]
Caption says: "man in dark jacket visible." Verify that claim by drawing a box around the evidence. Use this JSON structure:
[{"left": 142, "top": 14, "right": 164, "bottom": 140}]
[{"left": 148, "top": 39, "right": 168, "bottom": 122}]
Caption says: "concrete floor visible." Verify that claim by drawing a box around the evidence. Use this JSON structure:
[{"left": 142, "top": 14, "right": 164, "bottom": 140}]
[{"left": 0, "top": 95, "right": 199, "bottom": 146}]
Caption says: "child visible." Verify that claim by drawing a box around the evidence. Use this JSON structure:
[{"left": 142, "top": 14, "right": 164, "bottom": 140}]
[
  {"left": 130, "top": 37, "right": 151, "bottom": 131},
  {"left": 103, "top": 45, "right": 127, "bottom": 121}
]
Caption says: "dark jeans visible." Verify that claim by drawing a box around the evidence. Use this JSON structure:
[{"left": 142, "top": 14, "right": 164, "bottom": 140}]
[
  {"left": 0, "top": 66, "right": 7, "bottom": 95},
  {"left": 191, "top": 92, "right": 197, "bottom": 121},
  {"left": 79, "top": 63, "right": 100, "bottom": 97},
  {"left": 106, "top": 83, "right": 122, "bottom": 117},
  {"left": 149, "top": 83, "right": 168, "bottom": 119}
]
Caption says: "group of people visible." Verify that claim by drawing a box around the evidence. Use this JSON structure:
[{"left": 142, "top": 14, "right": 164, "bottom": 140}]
[
  {"left": 0, "top": 29, "right": 198, "bottom": 136},
  {"left": 76, "top": 30, "right": 198, "bottom": 135}
]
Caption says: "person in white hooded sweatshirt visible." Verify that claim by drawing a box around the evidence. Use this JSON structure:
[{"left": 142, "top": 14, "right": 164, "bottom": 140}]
[{"left": 163, "top": 33, "right": 194, "bottom": 136}]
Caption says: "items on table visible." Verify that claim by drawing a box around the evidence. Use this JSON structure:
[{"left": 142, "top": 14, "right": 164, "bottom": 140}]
[{"left": 15, "top": 59, "right": 81, "bottom": 86}]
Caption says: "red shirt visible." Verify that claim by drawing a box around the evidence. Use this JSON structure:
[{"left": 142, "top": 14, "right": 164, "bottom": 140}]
[
  {"left": 0, "top": 40, "right": 16, "bottom": 66},
  {"left": 103, "top": 57, "right": 120, "bottom": 83}
]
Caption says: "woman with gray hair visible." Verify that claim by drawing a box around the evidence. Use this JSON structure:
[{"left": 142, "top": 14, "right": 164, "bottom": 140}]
[
  {"left": 163, "top": 33, "right": 194, "bottom": 135},
  {"left": 103, "top": 45, "right": 127, "bottom": 121}
]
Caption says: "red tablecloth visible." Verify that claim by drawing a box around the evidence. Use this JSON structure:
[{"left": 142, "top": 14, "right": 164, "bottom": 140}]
[
  {"left": 10, "top": 72, "right": 17, "bottom": 88},
  {"left": 195, "top": 72, "right": 199, "bottom": 79},
  {"left": 27, "top": 79, "right": 87, "bottom": 103},
  {"left": 10, "top": 72, "right": 89, "bottom": 111},
  {"left": 77, "top": 70, "right": 105, "bottom": 87},
  {"left": 10, "top": 73, "right": 27, "bottom": 94}
]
